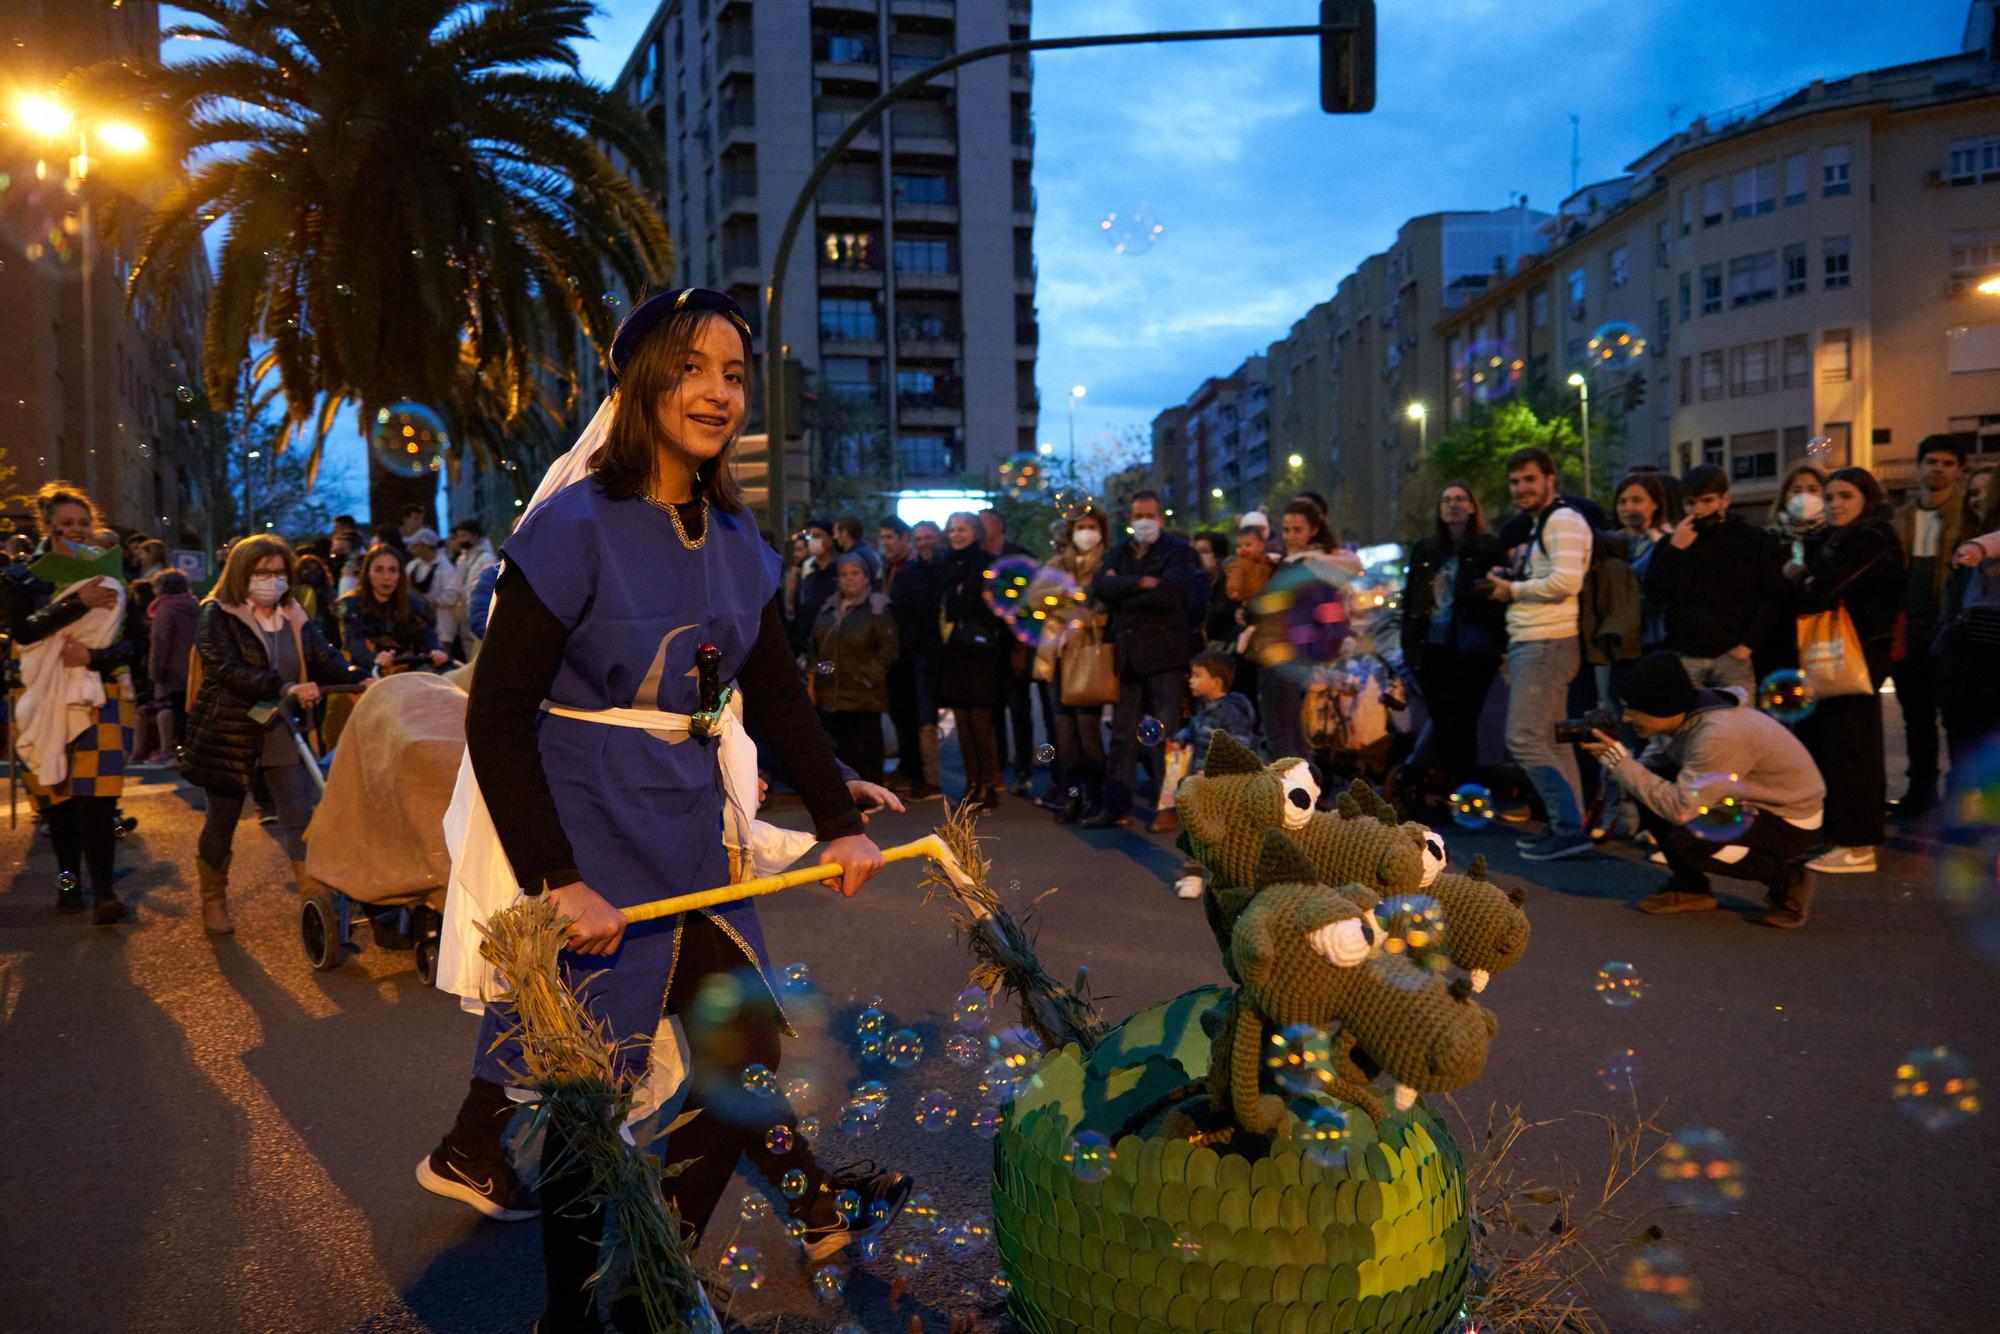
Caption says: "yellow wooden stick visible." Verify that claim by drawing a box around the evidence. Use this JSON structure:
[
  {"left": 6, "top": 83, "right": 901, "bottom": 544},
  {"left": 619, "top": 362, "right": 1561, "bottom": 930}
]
[{"left": 621, "top": 834, "right": 969, "bottom": 924}]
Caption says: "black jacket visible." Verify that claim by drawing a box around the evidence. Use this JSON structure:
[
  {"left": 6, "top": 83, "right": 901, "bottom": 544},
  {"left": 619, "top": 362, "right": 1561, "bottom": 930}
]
[
  {"left": 181, "top": 601, "right": 364, "bottom": 797},
  {"left": 1642, "top": 511, "right": 1786, "bottom": 658},
  {"left": 334, "top": 589, "right": 437, "bottom": 666},
  {"left": 789, "top": 562, "right": 838, "bottom": 655},
  {"left": 934, "top": 544, "right": 1008, "bottom": 709},
  {"left": 0, "top": 563, "right": 134, "bottom": 674},
  {"left": 1400, "top": 531, "right": 1507, "bottom": 666},
  {"left": 1792, "top": 516, "right": 1906, "bottom": 685},
  {"left": 883, "top": 553, "right": 940, "bottom": 657},
  {"left": 1091, "top": 532, "right": 1206, "bottom": 677}
]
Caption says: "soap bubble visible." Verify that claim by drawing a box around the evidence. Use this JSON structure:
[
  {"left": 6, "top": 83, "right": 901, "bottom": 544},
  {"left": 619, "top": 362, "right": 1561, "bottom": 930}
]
[
  {"left": 1586, "top": 320, "right": 1647, "bottom": 368},
  {"left": 1002, "top": 564, "right": 1085, "bottom": 647},
  {"left": 1171, "top": 1229, "right": 1202, "bottom": 1260},
  {"left": 1300, "top": 1103, "right": 1350, "bottom": 1169},
  {"left": 892, "top": 1242, "right": 932, "bottom": 1272},
  {"left": 953, "top": 985, "right": 992, "bottom": 1032},
  {"left": 1892, "top": 1046, "right": 1981, "bottom": 1130},
  {"left": 884, "top": 1028, "right": 924, "bottom": 1069},
  {"left": 781, "top": 961, "right": 812, "bottom": 992},
  {"left": 1624, "top": 1244, "right": 1700, "bottom": 1321},
  {"left": 854, "top": 1005, "right": 887, "bottom": 1040},
  {"left": 174, "top": 385, "right": 194, "bottom": 404},
  {"left": 868, "top": 1197, "right": 895, "bottom": 1226},
  {"left": 1099, "top": 204, "right": 1165, "bottom": 256},
  {"left": 814, "top": 659, "right": 835, "bottom": 677},
  {"left": 834, "top": 1322, "right": 868, "bottom": 1334},
  {"left": 914, "top": 1088, "right": 958, "bottom": 1132},
  {"left": 368, "top": 402, "right": 449, "bottom": 478},
  {"left": 783, "top": 1076, "right": 812, "bottom": 1103},
  {"left": 1137, "top": 716, "right": 1165, "bottom": 746},
  {"left": 1248, "top": 560, "right": 1354, "bottom": 678},
  {"left": 1447, "top": 783, "right": 1496, "bottom": 828},
  {"left": 948, "top": 1211, "right": 991, "bottom": 1259},
  {"left": 779, "top": 1169, "right": 808, "bottom": 1200},
  {"left": 852, "top": 1079, "right": 890, "bottom": 1112},
  {"left": 763, "top": 1124, "right": 794, "bottom": 1154},
  {"left": 1065, "top": 1130, "right": 1115, "bottom": 1183},
  {"left": 1034, "top": 743, "right": 1056, "bottom": 765},
  {"left": 1688, "top": 772, "right": 1755, "bottom": 842},
  {"left": 858, "top": 1033, "right": 884, "bottom": 1062},
  {"left": 719, "top": 1242, "right": 765, "bottom": 1292},
  {"left": 798, "top": 1114, "right": 821, "bottom": 1144},
  {"left": 981, "top": 553, "right": 1040, "bottom": 622},
  {"left": 809, "top": 1263, "right": 847, "bottom": 1303},
  {"left": 906, "top": 1189, "right": 941, "bottom": 1223},
  {"left": 741, "top": 1064, "right": 778, "bottom": 1097},
  {"left": 988, "top": 1269, "right": 1013, "bottom": 1295},
  {"left": 1460, "top": 337, "right": 1522, "bottom": 406},
  {"left": 968, "top": 1103, "right": 1003, "bottom": 1137},
  {"left": 1656, "top": 1128, "right": 1745, "bottom": 1214},
  {"left": 1597, "top": 1047, "right": 1640, "bottom": 1096},
  {"left": 739, "top": 1193, "right": 771, "bottom": 1223},
  {"left": 1266, "top": 1024, "right": 1334, "bottom": 1097},
  {"left": 838, "top": 1101, "right": 881, "bottom": 1136},
  {"left": 980, "top": 1028, "right": 1043, "bottom": 1104},
  {"left": 1375, "top": 894, "right": 1450, "bottom": 974},
  {"left": 1755, "top": 669, "right": 1816, "bottom": 723},
  {"left": 945, "top": 1032, "right": 983, "bottom": 1066},
  {"left": 835, "top": 1188, "right": 863, "bottom": 1221},
  {"left": 1595, "top": 961, "right": 1643, "bottom": 1007},
  {"left": 1804, "top": 434, "right": 1836, "bottom": 463},
  {"left": 601, "top": 291, "right": 621, "bottom": 308},
  {"left": 996, "top": 453, "right": 1048, "bottom": 498},
  {"left": 785, "top": 1218, "right": 806, "bottom": 1245}
]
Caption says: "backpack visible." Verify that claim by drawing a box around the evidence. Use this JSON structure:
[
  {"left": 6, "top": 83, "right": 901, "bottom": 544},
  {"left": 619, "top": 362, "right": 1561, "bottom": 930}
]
[{"left": 1577, "top": 529, "right": 1642, "bottom": 664}]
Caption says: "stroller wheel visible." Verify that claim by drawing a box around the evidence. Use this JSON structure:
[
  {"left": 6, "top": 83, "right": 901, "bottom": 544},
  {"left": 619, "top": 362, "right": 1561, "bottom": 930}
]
[
  {"left": 414, "top": 936, "right": 440, "bottom": 987},
  {"left": 301, "top": 893, "right": 346, "bottom": 971}
]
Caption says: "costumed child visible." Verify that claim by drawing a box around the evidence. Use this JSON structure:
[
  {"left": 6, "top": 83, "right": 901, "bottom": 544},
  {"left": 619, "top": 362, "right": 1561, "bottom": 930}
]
[
  {"left": 420, "top": 289, "right": 909, "bottom": 1332},
  {"left": 1168, "top": 649, "right": 1257, "bottom": 901},
  {"left": 1, "top": 482, "right": 135, "bottom": 923}
]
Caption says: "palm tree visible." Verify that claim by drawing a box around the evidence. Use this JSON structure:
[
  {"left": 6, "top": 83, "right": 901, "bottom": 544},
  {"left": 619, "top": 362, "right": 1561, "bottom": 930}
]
[{"left": 80, "top": 0, "right": 672, "bottom": 522}]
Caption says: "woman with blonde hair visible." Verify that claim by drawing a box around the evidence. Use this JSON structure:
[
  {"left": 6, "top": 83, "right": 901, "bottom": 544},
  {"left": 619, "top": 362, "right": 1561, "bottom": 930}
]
[
  {"left": 1035, "top": 505, "right": 1111, "bottom": 821},
  {"left": 179, "top": 535, "right": 368, "bottom": 931},
  {"left": 0, "top": 482, "right": 134, "bottom": 921}
]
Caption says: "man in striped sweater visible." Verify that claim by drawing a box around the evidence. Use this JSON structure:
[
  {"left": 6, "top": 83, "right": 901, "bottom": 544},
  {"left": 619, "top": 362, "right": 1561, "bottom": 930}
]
[{"left": 1485, "top": 447, "right": 1597, "bottom": 860}]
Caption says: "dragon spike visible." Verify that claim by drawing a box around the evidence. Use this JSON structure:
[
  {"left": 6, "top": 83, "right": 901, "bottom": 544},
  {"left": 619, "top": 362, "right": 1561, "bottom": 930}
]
[
  {"left": 1467, "top": 853, "right": 1489, "bottom": 882},
  {"left": 1252, "top": 829, "right": 1321, "bottom": 890},
  {"left": 1200, "top": 730, "right": 1264, "bottom": 776},
  {"left": 1448, "top": 976, "right": 1475, "bottom": 1002},
  {"left": 1506, "top": 885, "right": 1527, "bottom": 907}
]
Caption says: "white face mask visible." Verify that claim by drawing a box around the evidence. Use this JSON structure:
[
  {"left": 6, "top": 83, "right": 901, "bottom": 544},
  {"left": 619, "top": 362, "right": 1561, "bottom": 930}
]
[
  {"left": 1132, "top": 518, "right": 1162, "bottom": 546},
  {"left": 1072, "top": 527, "right": 1102, "bottom": 552},
  {"left": 248, "top": 575, "right": 288, "bottom": 608},
  {"left": 1787, "top": 491, "right": 1824, "bottom": 522}
]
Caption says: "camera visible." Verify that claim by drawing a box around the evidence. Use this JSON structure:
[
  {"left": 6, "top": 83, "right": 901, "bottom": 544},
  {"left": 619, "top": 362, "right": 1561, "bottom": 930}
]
[{"left": 1552, "top": 707, "right": 1617, "bottom": 746}]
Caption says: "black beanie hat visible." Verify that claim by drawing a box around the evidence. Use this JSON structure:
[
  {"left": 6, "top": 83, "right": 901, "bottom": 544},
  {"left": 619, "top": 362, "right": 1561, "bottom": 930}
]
[{"left": 1621, "top": 651, "right": 1699, "bottom": 718}]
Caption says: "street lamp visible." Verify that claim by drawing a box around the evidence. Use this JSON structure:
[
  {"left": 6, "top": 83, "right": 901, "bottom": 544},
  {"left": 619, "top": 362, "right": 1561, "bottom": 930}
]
[
  {"left": 1287, "top": 452, "right": 1303, "bottom": 470},
  {"left": 1405, "top": 401, "right": 1427, "bottom": 453},
  {"left": 1979, "top": 274, "right": 2000, "bottom": 296},
  {"left": 1066, "top": 385, "right": 1086, "bottom": 472},
  {"left": 1567, "top": 371, "right": 1593, "bottom": 498}
]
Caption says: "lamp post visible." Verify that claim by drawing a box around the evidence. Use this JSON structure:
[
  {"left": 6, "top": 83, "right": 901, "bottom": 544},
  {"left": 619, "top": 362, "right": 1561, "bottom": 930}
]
[
  {"left": 1567, "top": 371, "right": 1592, "bottom": 498},
  {"left": 1405, "top": 401, "right": 1427, "bottom": 453},
  {"left": 1067, "top": 384, "right": 1086, "bottom": 474}
]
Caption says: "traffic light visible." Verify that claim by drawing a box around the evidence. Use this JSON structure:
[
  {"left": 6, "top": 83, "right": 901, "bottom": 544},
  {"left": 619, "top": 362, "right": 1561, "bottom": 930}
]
[
  {"left": 1319, "top": 1, "right": 1376, "bottom": 114},
  {"left": 1623, "top": 374, "right": 1647, "bottom": 412}
]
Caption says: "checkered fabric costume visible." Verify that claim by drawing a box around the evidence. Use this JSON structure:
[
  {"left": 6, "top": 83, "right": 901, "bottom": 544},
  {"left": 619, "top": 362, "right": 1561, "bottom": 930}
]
[{"left": 14, "top": 669, "right": 135, "bottom": 804}]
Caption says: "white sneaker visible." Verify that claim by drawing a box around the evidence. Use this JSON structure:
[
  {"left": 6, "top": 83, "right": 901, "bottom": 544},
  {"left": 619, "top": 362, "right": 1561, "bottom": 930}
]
[
  {"left": 1806, "top": 846, "right": 1877, "bottom": 874},
  {"left": 1174, "top": 875, "right": 1204, "bottom": 900}
]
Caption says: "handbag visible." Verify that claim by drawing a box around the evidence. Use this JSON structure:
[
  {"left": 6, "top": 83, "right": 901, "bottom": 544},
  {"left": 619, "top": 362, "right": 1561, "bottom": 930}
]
[
  {"left": 1059, "top": 621, "right": 1119, "bottom": 707},
  {"left": 1795, "top": 605, "right": 1874, "bottom": 698}
]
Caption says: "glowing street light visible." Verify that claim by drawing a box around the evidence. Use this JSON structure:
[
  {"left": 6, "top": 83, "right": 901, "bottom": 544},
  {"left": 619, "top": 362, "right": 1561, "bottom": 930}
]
[
  {"left": 17, "top": 94, "right": 74, "bottom": 136},
  {"left": 1405, "top": 401, "right": 1428, "bottom": 452},
  {"left": 1567, "top": 371, "right": 1593, "bottom": 498},
  {"left": 1287, "top": 452, "right": 1304, "bottom": 470},
  {"left": 1066, "top": 384, "right": 1086, "bottom": 470},
  {"left": 96, "top": 121, "right": 148, "bottom": 153},
  {"left": 1978, "top": 274, "right": 2000, "bottom": 296}
]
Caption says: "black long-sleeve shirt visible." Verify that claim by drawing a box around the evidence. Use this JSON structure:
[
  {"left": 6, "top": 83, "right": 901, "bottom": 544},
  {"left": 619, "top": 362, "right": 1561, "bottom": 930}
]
[{"left": 465, "top": 512, "right": 863, "bottom": 894}]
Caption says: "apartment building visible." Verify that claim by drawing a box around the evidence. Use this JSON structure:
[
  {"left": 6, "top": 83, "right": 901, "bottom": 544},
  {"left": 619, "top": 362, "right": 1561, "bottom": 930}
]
[
  {"left": 597, "top": 0, "right": 1037, "bottom": 522},
  {"left": 1440, "top": 7, "right": 2000, "bottom": 506},
  {"left": 1153, "top": 357, "right": 1265, "bottom": 523},
  {"left": 0, "top": 0, "right": 208, "bottom": 535}
]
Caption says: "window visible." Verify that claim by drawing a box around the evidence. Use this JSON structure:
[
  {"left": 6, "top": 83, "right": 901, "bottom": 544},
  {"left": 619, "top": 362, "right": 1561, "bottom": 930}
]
[
  {"left": 1702, "top": 176, "right": 1725, "bottom": 226},
  {"left": 1656, "top": 220, "right": 1672, "bottom": 268},
  {"left": 1656, "top": 297, "right": 1670, "bottom": 349},
  {"left": 1679, "top": 272, "right": 1692, "bottom": 322},
  {"left": 1823, "top": 235, "right": 1851, "bottom": 289},
  {"left": 1949, "top": 229, "right": 2000, "bottom": 287},
  {"left": 819, "top": 229, "right": 877, "bottom": 269},
  {"left": 892, "top": 172, "right": 953, "bottom": 205},
  {"left": 1500, "top": 304, "right": 1518, "bottom": 347},
  {"left": 900, "top": 435, "right": 955, "bottom": 478},
  {"left": 1822, "top": 144, "right": 1851, "bottom": 197},
  {"left": 1702, "top": 437, "right": 1725, "bottom": 467},
  {"left": 1699, "top": 350, "right": 1725, "bottom": 401},
  {"left": 1783, "top": 152, "right": 1809, "bottom": 205},
  {"left": 818, "top": 297, "right": 876, "bottom": 341},
  {"left": 893, "top": 237, "right": 954, "bottom": 275},
  {"left": 1700, "top": 263, "right": 1722, "bottom": 314},
  {"left": 1679, "top": 355, "right": 1692, "bottom": 405},
  {"left": 1729, "top": 251, "right": 1776, "bottom": 307},
  {"left": 1609, "top": 245, "right": 1630, "bottom": 289},
  {"left": 1530, "top": 286, "right": 1550, "bottom": 328},
  {"left": 1679, "top": 188, "right": 1694, "bottom": 236},
  {"left": 1821, "top": 328, "right": 1851, "bottom": 382},
  {"left": 1744, "top": 340, "right": 1772, "bottom": 394},
  {"left": 1566, "top": 267, "right": 1587, "bottom": 320},
  {"left": 1947, "top": 133, "right": 2000, "bottom": 185},
  {"left": 1731, "top": 167, "right": 1756, "bottom": 220},
  {"left": 1783, "top": 334, "right": 1810, "bottom": 388},
  {"left": 1754, "top": 162, "right": 1778, "bottom": 214},
  {"left": 1783, "top": 243, "right": 1808, "bottom": 297},
  {"left": 1782, "top": 425, "right": 1812, "bottom": 464},
  {"left": 1730, "top": 431, "right": 1779, "bottom": 482}
]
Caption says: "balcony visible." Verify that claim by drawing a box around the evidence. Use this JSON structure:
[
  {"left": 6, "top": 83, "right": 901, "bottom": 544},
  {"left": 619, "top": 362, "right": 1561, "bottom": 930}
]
[
  {"left": 891, "top": 114, "right": 956, "bottom": 157},
  {"left": 889, "top": 54, "right": 953, "bottom": 86},
  {"left": 1011, "top": 184, "right": 1036, "bottom": 228},
  {"left": 898, "top": 384, "right": 963, "bottom": 427},
  {"left": 1008, "top": 52, "right": 1031, "bottom": 90},
  {"left": 818, "top": 264, "right": 885, "bottom": 290},
  {"left": 1010, "top": 121, "right": 1034, "bottom": 159},
  {"left": 1015, "top": 318, "right": 1038, "bottom": 351},
  {"left": 896, "top": 317, "right": 961, "bottom": 359},
  {"left": 720, "top": 171, "right": 759, "bottom": 219},
  {"left": 816, "top": 178, "right": 884, "bottom": 221},
  {"left": 893, "top": 198, "right": 957, "bottom": 226},
  {"left": 819, "top": 327, "right": 885, "bottom": 357},
  {"left": 718, "top": 101, "right": 757, "bottom": 150},
  {"left": 891, "top": 0, "right": 956, "bottom": 19},
  {"left": 814, "top": 110, "right": 880, "bottom": 151},
  {"left": 812, "top": 0, "right": 878, "bottom": 17},
  {"left": 895, "top": 268, "right": 959, "bottom": 294},
  {"left": 814, "top": 33, "right": 880, "bottom": 81},
  {"left": 717, "top": 31, "right": 755, "bottom": 80}
]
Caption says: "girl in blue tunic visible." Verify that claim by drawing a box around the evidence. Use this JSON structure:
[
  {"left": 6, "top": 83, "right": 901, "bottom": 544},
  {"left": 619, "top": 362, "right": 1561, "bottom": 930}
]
[{"left": 421, "top": 290, "right": 905, "bottom": 1330}]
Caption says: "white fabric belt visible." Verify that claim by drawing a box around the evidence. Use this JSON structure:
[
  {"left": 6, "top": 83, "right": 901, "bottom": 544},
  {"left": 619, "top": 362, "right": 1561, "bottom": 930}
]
[{"left": 540, "top": 701, "right": 698, "bottom": 735}]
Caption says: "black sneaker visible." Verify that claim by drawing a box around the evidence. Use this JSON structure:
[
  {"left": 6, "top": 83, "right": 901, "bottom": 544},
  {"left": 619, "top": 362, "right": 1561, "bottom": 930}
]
[
  {"left": 416, "top": 1146, "right": 540, "bottom": 1221},
  {"left": 795, "top": 1160, "right": 912, "bottom": 1264}
]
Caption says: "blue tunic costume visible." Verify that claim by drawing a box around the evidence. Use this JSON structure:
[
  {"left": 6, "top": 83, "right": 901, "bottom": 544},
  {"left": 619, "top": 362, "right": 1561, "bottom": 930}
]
[{"left": 473, "top": 478, "right": 784, "bottom": 1086}]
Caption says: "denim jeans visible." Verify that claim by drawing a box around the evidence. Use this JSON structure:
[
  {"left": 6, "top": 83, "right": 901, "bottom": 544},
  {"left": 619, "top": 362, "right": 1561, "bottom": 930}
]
[
  {"left": 1104, "top": 668, "right": 1188, "bottom": 818},
  {"left": 1505, "top": 636, "right": 1585, "bottom": 839},
  {"left": 1679, "top": 652, "right": 1756, "bottom": 702},
  {"left": 198, "top": 760, "right": 319, "bottom": 864}
]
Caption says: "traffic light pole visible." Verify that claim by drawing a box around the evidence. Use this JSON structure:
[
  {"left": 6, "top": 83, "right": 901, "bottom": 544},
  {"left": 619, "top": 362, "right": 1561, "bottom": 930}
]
[{"left": 761, "top": 15, "right": 1370, "bottom": 532}]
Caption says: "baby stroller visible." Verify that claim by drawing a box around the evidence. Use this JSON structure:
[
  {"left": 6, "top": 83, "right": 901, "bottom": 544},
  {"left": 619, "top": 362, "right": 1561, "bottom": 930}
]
[{"left": 295, "top": 662, "right": 468, "bottom": 984}]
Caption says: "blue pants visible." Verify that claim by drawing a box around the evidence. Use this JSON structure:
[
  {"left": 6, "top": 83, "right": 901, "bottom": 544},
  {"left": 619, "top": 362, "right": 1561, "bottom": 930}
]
[
  {"left": 1505, "top": 636, "right": 1585, "bottom": 838},
  {"left": 1105, "top": 668, "right": 1187, "bottom": 818}
]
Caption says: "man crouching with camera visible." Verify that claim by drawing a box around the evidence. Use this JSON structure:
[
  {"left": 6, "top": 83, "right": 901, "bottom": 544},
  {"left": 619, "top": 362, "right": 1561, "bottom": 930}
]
[{"left": 1578, "top": 652, "right": 1827, "bottom": 928}]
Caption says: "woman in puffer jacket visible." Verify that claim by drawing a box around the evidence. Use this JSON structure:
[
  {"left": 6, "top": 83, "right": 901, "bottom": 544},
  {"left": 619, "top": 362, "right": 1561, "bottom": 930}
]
[{"left": 179, "top": 535, "right": 368, "bottom": 933}]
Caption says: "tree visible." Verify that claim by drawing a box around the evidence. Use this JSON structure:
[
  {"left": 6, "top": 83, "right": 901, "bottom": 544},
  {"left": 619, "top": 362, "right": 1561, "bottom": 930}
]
[
  {"left": 83, "top": 0, "right": 673, "bottom": 524},
  {"left": 1420, "top": 398, "right": 1588, "bottom": 525}
]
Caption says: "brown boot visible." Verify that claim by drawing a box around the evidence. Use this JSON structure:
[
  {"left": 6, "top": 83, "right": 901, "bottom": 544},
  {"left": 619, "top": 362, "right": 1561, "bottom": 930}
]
[
  {"left": 1150, "top": 808, "right": 1182, "bottom": 835},
  {"left": 197, "top": 857, "right": 233, "bottom": 934}
]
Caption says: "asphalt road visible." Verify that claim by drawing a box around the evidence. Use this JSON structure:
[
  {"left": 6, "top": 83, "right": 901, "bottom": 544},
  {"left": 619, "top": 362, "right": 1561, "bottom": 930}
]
[{"left": 1, "top": 738, "right": 1995, "bottom": 1334}]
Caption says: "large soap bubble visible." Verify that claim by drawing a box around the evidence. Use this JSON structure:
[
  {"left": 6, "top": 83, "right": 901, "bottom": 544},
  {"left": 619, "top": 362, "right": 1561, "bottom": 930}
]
[{"left": 368, "top": 401, "right": 449, "bottom": 478}]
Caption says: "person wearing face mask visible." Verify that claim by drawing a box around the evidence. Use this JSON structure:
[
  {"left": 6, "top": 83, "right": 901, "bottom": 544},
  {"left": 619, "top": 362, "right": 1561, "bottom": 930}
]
[
  {"left": 936, "top": 510, "right": 1010, "bottom": 810},
  {"left": 1088, "top": 490, "right": 1207, "bottom": 829},
  {"left": 179, "top": 536, "right": 369, "bottom": 931},
  {"left": 1, "top": 482, "right": 136, "bottom": 922},
  {"left": 405, "top": 528, "right": 464, "bottom": 660},
  {"left": 1034, "top": 506, "right": 1111, "bottom": 821},
  {"left": 789, "top": 520, "right": 840, "bottom": 656}
]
